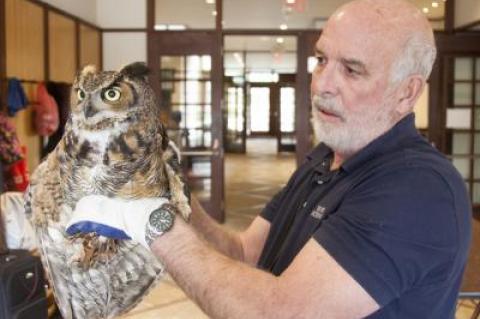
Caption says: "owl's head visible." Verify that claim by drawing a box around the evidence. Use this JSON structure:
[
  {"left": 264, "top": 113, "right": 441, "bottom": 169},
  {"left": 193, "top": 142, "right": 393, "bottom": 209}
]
[{"left": 71, "top": 62, "right": 159, "bottom": 132}]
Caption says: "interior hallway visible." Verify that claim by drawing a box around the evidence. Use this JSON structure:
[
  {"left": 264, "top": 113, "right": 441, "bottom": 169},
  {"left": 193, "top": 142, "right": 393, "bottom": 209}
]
[{"left": 120, "top": 137, "right": 479, "bottom": 318}]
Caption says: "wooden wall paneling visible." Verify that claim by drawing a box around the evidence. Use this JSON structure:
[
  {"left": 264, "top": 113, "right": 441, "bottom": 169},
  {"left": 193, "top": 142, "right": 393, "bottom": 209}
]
[
  {"left": 79, "top": 24, "right": 101, "bottom": 69},
  {"left": 48, "top": 11, "right": 77, "bottom": 83},
  {"left": 0, "top": 0, "right": 6, "bottom": 110},
  {"left": 6, "top": 0, "right": 45, "bottom": 172},
  {"left": 6, "top": 0, "right": 44, "bottom": 80}
]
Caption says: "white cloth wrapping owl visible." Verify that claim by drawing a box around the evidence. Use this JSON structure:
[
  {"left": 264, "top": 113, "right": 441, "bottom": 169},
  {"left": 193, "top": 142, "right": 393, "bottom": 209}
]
[
  {"left": 66, "top": 195, "right": 169, "bottom": 249},
  {"left": 25, "top": 62, "right": 191, "bottom": 319}
]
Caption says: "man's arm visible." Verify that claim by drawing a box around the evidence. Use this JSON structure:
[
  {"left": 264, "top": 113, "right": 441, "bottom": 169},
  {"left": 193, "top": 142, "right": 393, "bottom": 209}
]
[
  {"left": 190, "top": 196, "right": 270, "bottom": 265},
  {"left": 151, "top": 217, "right": 379, "bottom": 319}
]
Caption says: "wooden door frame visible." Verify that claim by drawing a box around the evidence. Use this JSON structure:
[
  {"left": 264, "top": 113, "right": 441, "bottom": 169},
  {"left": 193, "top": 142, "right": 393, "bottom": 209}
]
[{"left": 295, "top": 31, "right": 320, "bottom": 165}]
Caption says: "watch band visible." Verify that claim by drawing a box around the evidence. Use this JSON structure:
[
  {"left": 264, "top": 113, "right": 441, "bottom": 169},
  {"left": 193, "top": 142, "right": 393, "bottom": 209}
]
[{"left": 145, "top": 203, "right": 176, "bottom": 246}]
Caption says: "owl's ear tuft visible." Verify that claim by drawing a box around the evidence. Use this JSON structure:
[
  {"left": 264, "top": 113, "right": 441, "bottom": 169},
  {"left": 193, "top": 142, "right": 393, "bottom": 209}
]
[
  {"left": 80, "top": 65, "right": 97, "bottom": 77},
  {"left": 120, "top": 62, "right": 150, "bottom": 80}
]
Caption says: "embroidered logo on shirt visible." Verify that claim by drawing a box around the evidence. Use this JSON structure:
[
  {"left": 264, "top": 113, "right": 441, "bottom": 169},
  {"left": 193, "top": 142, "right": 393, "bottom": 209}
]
[{"left": 310, "top": 205, "right": 326, "bottom": 220}]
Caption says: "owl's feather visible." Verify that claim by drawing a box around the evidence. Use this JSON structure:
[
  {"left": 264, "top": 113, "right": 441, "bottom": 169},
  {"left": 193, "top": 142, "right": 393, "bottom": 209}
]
[{"left": 25, "top": 62, "right": 191, "bottom": 319}]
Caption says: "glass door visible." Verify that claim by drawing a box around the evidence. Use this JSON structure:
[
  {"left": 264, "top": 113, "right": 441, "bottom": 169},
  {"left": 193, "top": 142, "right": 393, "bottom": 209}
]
[
  {"left": 248, "top": 85, "right": 271, "bottom": 135},
  {"left": 444, "top": 56, "right": 480, "bottom": 209},
  {"left": 277, "top": 74, "right": 296, "bottom": 152},
  {"left": 151, "top": 31, "right": 224, "bottom": 221},
  {"left": 224, "top": 78, "right": 246, "bottom": 153}
]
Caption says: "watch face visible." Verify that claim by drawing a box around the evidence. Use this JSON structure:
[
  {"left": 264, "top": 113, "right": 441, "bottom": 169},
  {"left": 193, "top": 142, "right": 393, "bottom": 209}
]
[
  {"left": 145, "top": 204, "right": 176, "bottom": 246},
  {"left": 149, "top": 206, "right": 175, "bottom": 233}
]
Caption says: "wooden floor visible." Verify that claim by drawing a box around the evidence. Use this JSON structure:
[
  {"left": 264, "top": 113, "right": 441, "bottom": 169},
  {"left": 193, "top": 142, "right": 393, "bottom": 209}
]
[{"left": 120, "top": 137, "right": 479, "bottom": 319}]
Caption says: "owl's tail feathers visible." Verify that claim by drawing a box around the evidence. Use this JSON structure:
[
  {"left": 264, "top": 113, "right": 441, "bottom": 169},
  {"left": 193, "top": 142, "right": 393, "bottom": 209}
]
[{"left": 36, "top": 226, "right": 75, "bottom": 319}]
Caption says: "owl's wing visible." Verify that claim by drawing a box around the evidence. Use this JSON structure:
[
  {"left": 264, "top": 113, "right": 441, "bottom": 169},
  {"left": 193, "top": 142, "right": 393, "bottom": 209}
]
[
  {"left": 26, "top": 152, "right": 164, "bottom": 319},
  {"left": 162, "top": 141, "right": 192, "bottom": 221},
  {"left": 25, "top": 152, "right": 78, "bottom": 318}
]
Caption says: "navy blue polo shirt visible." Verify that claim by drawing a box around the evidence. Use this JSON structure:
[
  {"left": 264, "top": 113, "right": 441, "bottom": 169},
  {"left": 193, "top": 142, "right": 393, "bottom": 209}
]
[{"left": 258, "top": 113, "right": 472, "bottom": 318}]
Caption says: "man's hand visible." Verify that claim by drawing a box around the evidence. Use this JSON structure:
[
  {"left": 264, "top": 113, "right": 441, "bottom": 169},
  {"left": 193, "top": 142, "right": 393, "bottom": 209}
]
[{"left": 66, "top": 195, "right": 170, "bottom": 249}]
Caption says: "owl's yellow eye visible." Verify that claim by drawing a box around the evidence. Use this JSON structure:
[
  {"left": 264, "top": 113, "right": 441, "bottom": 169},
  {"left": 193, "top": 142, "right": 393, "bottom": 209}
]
[
  {"left": 77, "top": 89, "right": 86, "bottom": 101},
  {"left": 103, "top": 87, "right": 122, "bottom": 102}
]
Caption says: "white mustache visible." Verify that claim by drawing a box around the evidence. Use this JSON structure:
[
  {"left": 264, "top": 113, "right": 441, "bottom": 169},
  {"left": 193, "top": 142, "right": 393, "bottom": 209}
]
[{"left": 311, "top": 95, "right": 344, "bottom": 120}]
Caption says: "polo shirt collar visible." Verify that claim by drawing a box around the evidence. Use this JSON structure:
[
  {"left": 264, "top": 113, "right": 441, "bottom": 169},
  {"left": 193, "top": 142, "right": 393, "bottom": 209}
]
[
  {"left": 341, "top": 113, "right": 419, "bottom": 173},
  {"left": 306, "top": 142, "right": 333, "bottom": 173}
]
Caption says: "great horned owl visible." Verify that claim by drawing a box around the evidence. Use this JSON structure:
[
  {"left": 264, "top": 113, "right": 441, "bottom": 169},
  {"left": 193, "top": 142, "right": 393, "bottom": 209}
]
[{"left": 25, "top": 62, "right": 191, "bottom": 319}]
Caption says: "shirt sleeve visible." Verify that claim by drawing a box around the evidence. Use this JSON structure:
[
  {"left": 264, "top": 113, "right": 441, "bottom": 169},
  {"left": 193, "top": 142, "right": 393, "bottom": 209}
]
[
  {"left": 260, "top": 186, "right": 288, "bottom": 222},
  {"left": 313, "top": 167, "right": 459, "bottom": 306}
]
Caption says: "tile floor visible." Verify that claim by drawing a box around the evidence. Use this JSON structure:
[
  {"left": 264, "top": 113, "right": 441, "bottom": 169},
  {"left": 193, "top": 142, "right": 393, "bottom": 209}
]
[{"left": 120, "top": 138, "right": 479, "bottom": 319}]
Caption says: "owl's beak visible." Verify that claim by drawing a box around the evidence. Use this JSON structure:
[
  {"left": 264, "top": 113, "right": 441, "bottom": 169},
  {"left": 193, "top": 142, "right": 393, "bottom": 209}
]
[{"left": 84, "top": 102, "right": 98, "bottom": 118}]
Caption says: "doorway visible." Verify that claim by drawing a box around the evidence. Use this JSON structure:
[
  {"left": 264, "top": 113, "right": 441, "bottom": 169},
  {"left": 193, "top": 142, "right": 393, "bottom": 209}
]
[
  {"left": 223, "top": 35, "right": 297, "bottom": 155},
  {"left": 151, "top": 31, "right": 224, "bottom": 221}
]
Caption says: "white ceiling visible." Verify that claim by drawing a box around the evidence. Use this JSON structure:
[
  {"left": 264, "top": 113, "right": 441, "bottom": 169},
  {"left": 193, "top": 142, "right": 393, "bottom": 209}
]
[{"left": 155, "top": 0, "right": 445, "bottom": 30}]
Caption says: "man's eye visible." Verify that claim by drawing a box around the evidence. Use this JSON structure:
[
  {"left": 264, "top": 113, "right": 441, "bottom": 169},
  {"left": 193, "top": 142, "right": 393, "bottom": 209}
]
[
  {"left": 345, "top": 67, "right": 359, "bottom": 76},
  {"left": 316, "top": 56, "right": 326, "bottom": 65}
]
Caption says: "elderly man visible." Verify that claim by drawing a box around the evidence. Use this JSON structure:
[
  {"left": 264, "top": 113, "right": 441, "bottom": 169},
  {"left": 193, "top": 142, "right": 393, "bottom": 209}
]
[{"left": 68, "top": 0, "right": 471, "bottom": 317}]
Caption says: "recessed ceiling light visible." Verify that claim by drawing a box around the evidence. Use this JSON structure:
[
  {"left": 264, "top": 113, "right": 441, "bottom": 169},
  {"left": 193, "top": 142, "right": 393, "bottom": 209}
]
[
  {"left": 276, "top": 37, "right": 284, "bottom": 44},
  {"left": 212, "top": 10, "right": 217, "bottom": 16},
  {"left": 280, "top": 24, "right": 288, "bottom": 30},
  {"left": 205, "top": 0, "right": 215, "bottom": 4},
  {"left": 286, "top": 0, "right": 296, "bottom": 4},
  {"left": 422, "top": 7, "right": 429, "bottom": 13},
  {"left": 432, "top": 1, "right": 439, "bottom": 8},
  {"left": 168, "top": 24, "right": 186, "bottom": 30}
]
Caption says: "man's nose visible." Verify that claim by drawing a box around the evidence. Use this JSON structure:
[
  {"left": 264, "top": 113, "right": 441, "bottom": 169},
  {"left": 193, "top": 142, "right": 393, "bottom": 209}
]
[{"left": 311, "top": 63, "right": 339, "bottom": 98}]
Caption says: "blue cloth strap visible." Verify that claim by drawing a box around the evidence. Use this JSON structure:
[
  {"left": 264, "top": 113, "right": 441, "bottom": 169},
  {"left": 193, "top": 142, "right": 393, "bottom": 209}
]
[{"left": 66, "top": 221, "right": 131, "bottom": 240}]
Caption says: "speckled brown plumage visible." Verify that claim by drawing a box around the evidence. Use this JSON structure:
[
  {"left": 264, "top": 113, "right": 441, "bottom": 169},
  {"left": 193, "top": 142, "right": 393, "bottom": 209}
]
[{"left": 25, "top": 62, "right": 191, "bottom": 319}]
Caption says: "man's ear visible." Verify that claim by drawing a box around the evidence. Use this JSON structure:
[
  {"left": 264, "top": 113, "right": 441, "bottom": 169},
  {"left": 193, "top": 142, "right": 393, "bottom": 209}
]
[{"left": 395, "top": 75, "right": 425, "bottom": 115}]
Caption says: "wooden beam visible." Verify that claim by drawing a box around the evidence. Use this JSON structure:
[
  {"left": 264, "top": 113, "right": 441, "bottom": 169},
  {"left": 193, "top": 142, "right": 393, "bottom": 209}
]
[
  {"left": 444, "top": 0, "right": 454, "bottom": 33},
  {"left": 147, "top": 0, "right": 160, "bottom": 105},
  {"left": 75, "top": 21, "right": 80, "bottom": 70},
  {"left": 211, "top": 0, "right": 225, "bottom": 222},
  {"left": 0, "top": 0, "right": 6, "bottom": 110},
  {"left": 295, "top": 32, "right": 310, "bottom": 166},
  {"left": 147, "top": 0, "right": 154, "bottom": 32},
  {"left": 102, "top": 28, "right": 148, "bottom": 32},
  {"left": 224, "top": 29, "right": 301, "bottom": 36},
  {"left": 456, "top": 19, "right": 480, "bottom": 32},
  {"left": 295, "top": 31, "right": 319, "bottom": 166},
  {"left": 435, "top": 32, "right": 480, "bottom": 53},
  {"left": 427, "top": 57, "right": 444, "bottom": 152},
  {"left": 99, "top": 28, "right": 103, "bottom": 71}
]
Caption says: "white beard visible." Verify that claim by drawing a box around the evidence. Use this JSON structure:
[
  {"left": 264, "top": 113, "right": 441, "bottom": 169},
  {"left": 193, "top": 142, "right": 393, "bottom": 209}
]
[{"left": 311, "top": 94, "right": 396, "bottom": 157}]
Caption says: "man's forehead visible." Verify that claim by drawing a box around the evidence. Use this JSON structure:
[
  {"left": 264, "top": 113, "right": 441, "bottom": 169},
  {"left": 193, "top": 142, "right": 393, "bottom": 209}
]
[{"left": 316, "top": 18, "right": 397, "bottom": 68}]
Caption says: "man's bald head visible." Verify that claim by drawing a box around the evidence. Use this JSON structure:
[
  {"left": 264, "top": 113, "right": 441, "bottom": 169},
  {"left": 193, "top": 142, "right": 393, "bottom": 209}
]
[{"left": 326, "top": 0, "right": 437, "bottom": 84}]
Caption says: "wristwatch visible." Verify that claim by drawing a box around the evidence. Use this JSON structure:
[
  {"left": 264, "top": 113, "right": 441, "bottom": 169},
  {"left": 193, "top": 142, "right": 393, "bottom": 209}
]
[{"left": 145, "top": 203, "right": 176, "bottom": 246}]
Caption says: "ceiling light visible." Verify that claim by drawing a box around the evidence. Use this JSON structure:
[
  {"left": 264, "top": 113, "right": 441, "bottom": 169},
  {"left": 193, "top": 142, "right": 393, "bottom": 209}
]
[
  {"left": 276, "top": 37, "right": 284, "bottom": 44},
  {"left": 432, "top": 1, "right": 439, "bottom": 8},
  {"left": 280, "top": 24, "right": 288, "bottom": 30},
  {"left": 286, "top": 0, "right": 296, "bottom": 4},
  {"left": 422, "top": 7, "right": 429, "bottom": 13},
  {"left": 205, "top": 0, "right": 215, "bottom": 4},
  {"left": 154, "top": 24, "right": 167, "bottom": 31},
  {"left": 212, "top": 10, "right": 217, "bottom": 16},
  {"left": 168, "top": 24, "right": 187, "bottom": 30}
]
